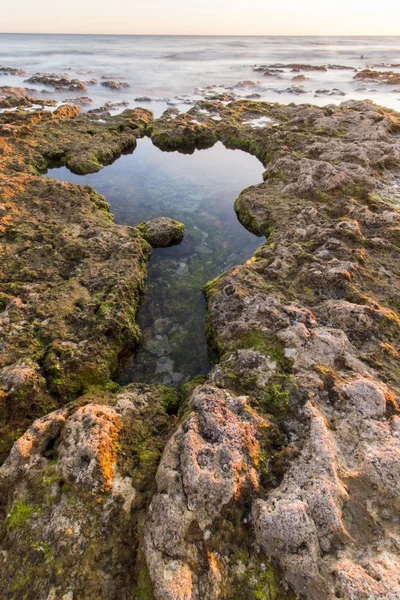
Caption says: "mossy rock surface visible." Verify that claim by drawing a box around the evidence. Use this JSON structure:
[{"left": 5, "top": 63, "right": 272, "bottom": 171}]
[{"left": 136, "top": 216, "right": 185, "bottom": 248}]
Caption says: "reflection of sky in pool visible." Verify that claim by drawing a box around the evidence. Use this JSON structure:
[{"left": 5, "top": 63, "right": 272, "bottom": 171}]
[{"left": 45, "top": 138, "right": 264, "bottom": 386}]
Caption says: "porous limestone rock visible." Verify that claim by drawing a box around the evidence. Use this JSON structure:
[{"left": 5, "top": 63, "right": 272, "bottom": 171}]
[
  {"left": 1, "top": 96, "right": 400, "bottom": 599},
  {"left": 0, "top": 384, "right": 173, "bottom": 599},
  {"left": 136, "top": 216, "right": 185, "bottom": 248}
]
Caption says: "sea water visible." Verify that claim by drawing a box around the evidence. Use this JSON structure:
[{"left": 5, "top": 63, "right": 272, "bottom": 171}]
[
  {"left": 45, "top": 139, "right": 264, "bottom": 385},
  {"left": 1, "top": 34, "right": 400, "bottom": 115}
]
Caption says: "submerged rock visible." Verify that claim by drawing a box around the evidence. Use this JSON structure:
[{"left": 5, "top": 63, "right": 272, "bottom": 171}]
[{"left": 136, "top": 216, "right": 185, "bottom": 248}]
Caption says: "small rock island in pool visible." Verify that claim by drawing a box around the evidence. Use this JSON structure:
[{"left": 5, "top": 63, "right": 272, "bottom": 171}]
[{"left": 136, "top": 216, "right": 185, "bottom": 248}]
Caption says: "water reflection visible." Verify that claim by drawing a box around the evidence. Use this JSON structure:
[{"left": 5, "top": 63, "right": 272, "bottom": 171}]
[{"left": 45, "top": 138, "right": 264, "bottom": 385}]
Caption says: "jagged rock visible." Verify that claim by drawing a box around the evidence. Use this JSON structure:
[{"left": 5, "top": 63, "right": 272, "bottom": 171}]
[
  {"left": 1, "top": 96, "right": 400, "bottom": 599},
  {"left": 292, "top": 74, "right": 308, "bottom": 82},
  {"left": 0, "top": 385, "right": 173, "bottom": 599},
  {"left": 136, "top": 217, "right": 185, "bottom": 248},
  {"left": 144, "top": 384, "right": 280, "bottom": 599}
]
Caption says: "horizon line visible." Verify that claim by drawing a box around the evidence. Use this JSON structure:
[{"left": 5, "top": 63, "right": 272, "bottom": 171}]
[{"left": 1, "top": 32, "right": 400, "bottom": 37}]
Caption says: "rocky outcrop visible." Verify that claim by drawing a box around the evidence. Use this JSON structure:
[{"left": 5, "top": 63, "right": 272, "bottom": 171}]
[
  {"left": 136, "top": 217, "right": 185, "bottom": 248},
  {"left": 145, "top": 99, "right": 400, "bottom": 598},
  {"left": 101, "top": 80, "right": 130, "bottom": 90},
  {"left": 0, "top": 86, "right": 57, "bottom": 109},
  {"left": 62, "top": 96, "right": 94, "bottom": 106},
  {"left": 0, "top": 66, "right": 27, "bottom": 76},
  {"left": 25, "top": 74, "right": 87, "bottom": 91},
  {"left": 0, "top": 384, "right": 173, "bottom": 599},
  {"left": 144, "top": 384, "right": 289, "bottom": 600},
  {"left": 355, "top": 69, "right": 400, "bottom": 85},
  {"left": 0, "top": 105, "right": 153, "bottom": 459},
  {"left": 1, "top": 97, "right": 400, "bottom": 599}
]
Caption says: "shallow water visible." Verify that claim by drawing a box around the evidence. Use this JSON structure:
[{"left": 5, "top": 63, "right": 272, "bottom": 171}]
[
  {"left": 45, "top": 138, "right": 264, "bottom": 385},
  {"left": 1, "top": 34, "right": 400, "bottom": 115}
]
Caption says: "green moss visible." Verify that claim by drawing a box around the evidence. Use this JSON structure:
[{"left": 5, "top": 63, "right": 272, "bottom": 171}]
[
  {"left": 205, "top": 313, "right": 223, "bottom": 360},
  {"left": 0, "top": 292, "right": 11, "bottom": 312},
  {"left": 234, "top": 195, "right": 272, "bottom": 237},
  {"left": 97, "top": 299, "right": 116, "bottom": 317},
  {"left": 7, "top": 501, "right": 37, "bottom": 529},
  {"left": 234, "top": 330, "right": 292, "bottom": 369},
  {"left": 134, "top": 567, "right": 154, "bottom": 599},
  {"left": 260, "top": 384, "right": 290, "bottom": 420},
  {"left": 158, "top": 386, "right": 180, "bottom": 414}
]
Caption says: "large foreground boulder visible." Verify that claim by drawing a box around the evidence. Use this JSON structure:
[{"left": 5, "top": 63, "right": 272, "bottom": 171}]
[{"left": 0, "top": 384, "right": 175, "bottom": 600}]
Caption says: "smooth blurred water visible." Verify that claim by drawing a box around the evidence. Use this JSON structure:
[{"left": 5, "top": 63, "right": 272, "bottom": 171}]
[
  {"left": 45, "top": 139, "right": 264, "bottom": 385},
  {"left": 1, "top": 34, "right": 400, "bottom": 115}
]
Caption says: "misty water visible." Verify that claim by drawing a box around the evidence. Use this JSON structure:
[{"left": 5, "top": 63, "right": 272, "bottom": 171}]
[
  {"left": 45, "top": 138, "right": 264, "bottom": 386},
  {"left": 1, "top": 34, "right": 400, "bottom": 114}
]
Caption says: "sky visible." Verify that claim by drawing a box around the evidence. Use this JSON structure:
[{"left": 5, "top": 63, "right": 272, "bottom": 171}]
[{"left": 1, "top": 0, "right": 400, "bottom": 36}]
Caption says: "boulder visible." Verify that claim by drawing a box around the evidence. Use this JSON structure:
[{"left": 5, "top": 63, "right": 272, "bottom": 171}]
[{"left": 136, "top": 216, "right": 185, "bottom": 248}]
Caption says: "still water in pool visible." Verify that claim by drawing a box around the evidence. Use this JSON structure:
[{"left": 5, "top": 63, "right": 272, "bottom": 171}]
[{"left": 45, "top": 138, "right": 264, "bottom": 386}]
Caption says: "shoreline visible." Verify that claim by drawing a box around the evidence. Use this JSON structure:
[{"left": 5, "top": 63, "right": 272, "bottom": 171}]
[{"left": 0, "top": 97, "right": 400, "bottom": 598}]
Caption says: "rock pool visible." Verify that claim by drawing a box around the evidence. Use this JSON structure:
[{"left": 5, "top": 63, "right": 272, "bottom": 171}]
[{"left": 44, "top": 138, "right": 264, "bottom": 386}]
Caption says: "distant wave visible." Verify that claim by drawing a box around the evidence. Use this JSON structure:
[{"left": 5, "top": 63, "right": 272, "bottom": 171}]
[
  {"left": 162, "top": 50, "right": 224, "bottom": 61},
  {"left": 225, "top": 41, "right": 248, "bottom": 48}
]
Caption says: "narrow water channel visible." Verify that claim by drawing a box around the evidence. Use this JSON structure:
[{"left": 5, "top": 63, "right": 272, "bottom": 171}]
[{"left": 45, "top": 138, "right": 264, "bottom": 386}]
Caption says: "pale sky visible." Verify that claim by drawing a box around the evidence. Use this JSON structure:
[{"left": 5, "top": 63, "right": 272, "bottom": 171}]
[{"left": 1, "top": 0, "right": 400, "bottom": 36}]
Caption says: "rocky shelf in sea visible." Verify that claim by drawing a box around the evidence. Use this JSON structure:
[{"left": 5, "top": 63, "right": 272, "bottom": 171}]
[{"left": 0, "top": 95, "right": 400, "bottom": 600}]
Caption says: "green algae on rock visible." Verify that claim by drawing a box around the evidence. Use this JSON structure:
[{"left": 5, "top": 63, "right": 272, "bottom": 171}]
[
  {"left": 136, "top": 216, "right": 185, "bottom": 248},
  {"left": 1, "top": 97, "right": 400, "bottom": 599},
  {"left": 0, "top": 384, "right": 173, "bottom": 600},
  {"left": 0, "top": 105, "right": 153, "bottom": 461}
]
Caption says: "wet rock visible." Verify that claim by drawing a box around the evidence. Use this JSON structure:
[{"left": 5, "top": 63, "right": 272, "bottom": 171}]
[
  {"left": 315, "top": 88, "right": 346, "bottom": 96},
  {"left": 100, "top": 80, "right": 130, "bottom": 89},
  {"left": 0, "top": 86, "right": 57, "bottom": 109},
  {"left": 136, "top": 216, "right": 185, "bottom": 248},
  {"left": 135, "top": 95, "right": 152, "bottom": 102},
  {"left": 144, "top": 334, "right": 172, "bottom": 357},
  {"left": 0, "top": 66, "right": 27, "bottom": 76},
  {"left": 292, "top": 74, "right": 308, "bottom": 82},
  {"left": 245, "top": 93, "right": 262, "bottom": 99},
  {"left": 355, "top": 69, "right": 400, "bottom": 85},
  {"left": 233, "top": 80, "right": 258, "bottom": 88},
  {"left": 255, "top": 63, "right": 328, "bottom": 72},
  {"left": 62, "top": 96, "right": 94, "bottom": 106},
  {"left": 25, "top": 73, "right": 87, "bottom": 91}
]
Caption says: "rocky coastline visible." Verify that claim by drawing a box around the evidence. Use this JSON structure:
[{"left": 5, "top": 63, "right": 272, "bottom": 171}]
[{"left": 0, "top": 95, "right": 400, "bottom": 599}]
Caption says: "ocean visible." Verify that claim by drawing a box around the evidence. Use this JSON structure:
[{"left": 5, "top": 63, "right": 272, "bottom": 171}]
[{"left": 1, "top": 34, "right": 400, "bottom": 115}]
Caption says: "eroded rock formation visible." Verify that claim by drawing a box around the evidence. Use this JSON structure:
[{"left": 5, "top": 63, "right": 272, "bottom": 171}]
[{"left": 0, "top": 97, "right": 400, "bottom": 599}]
